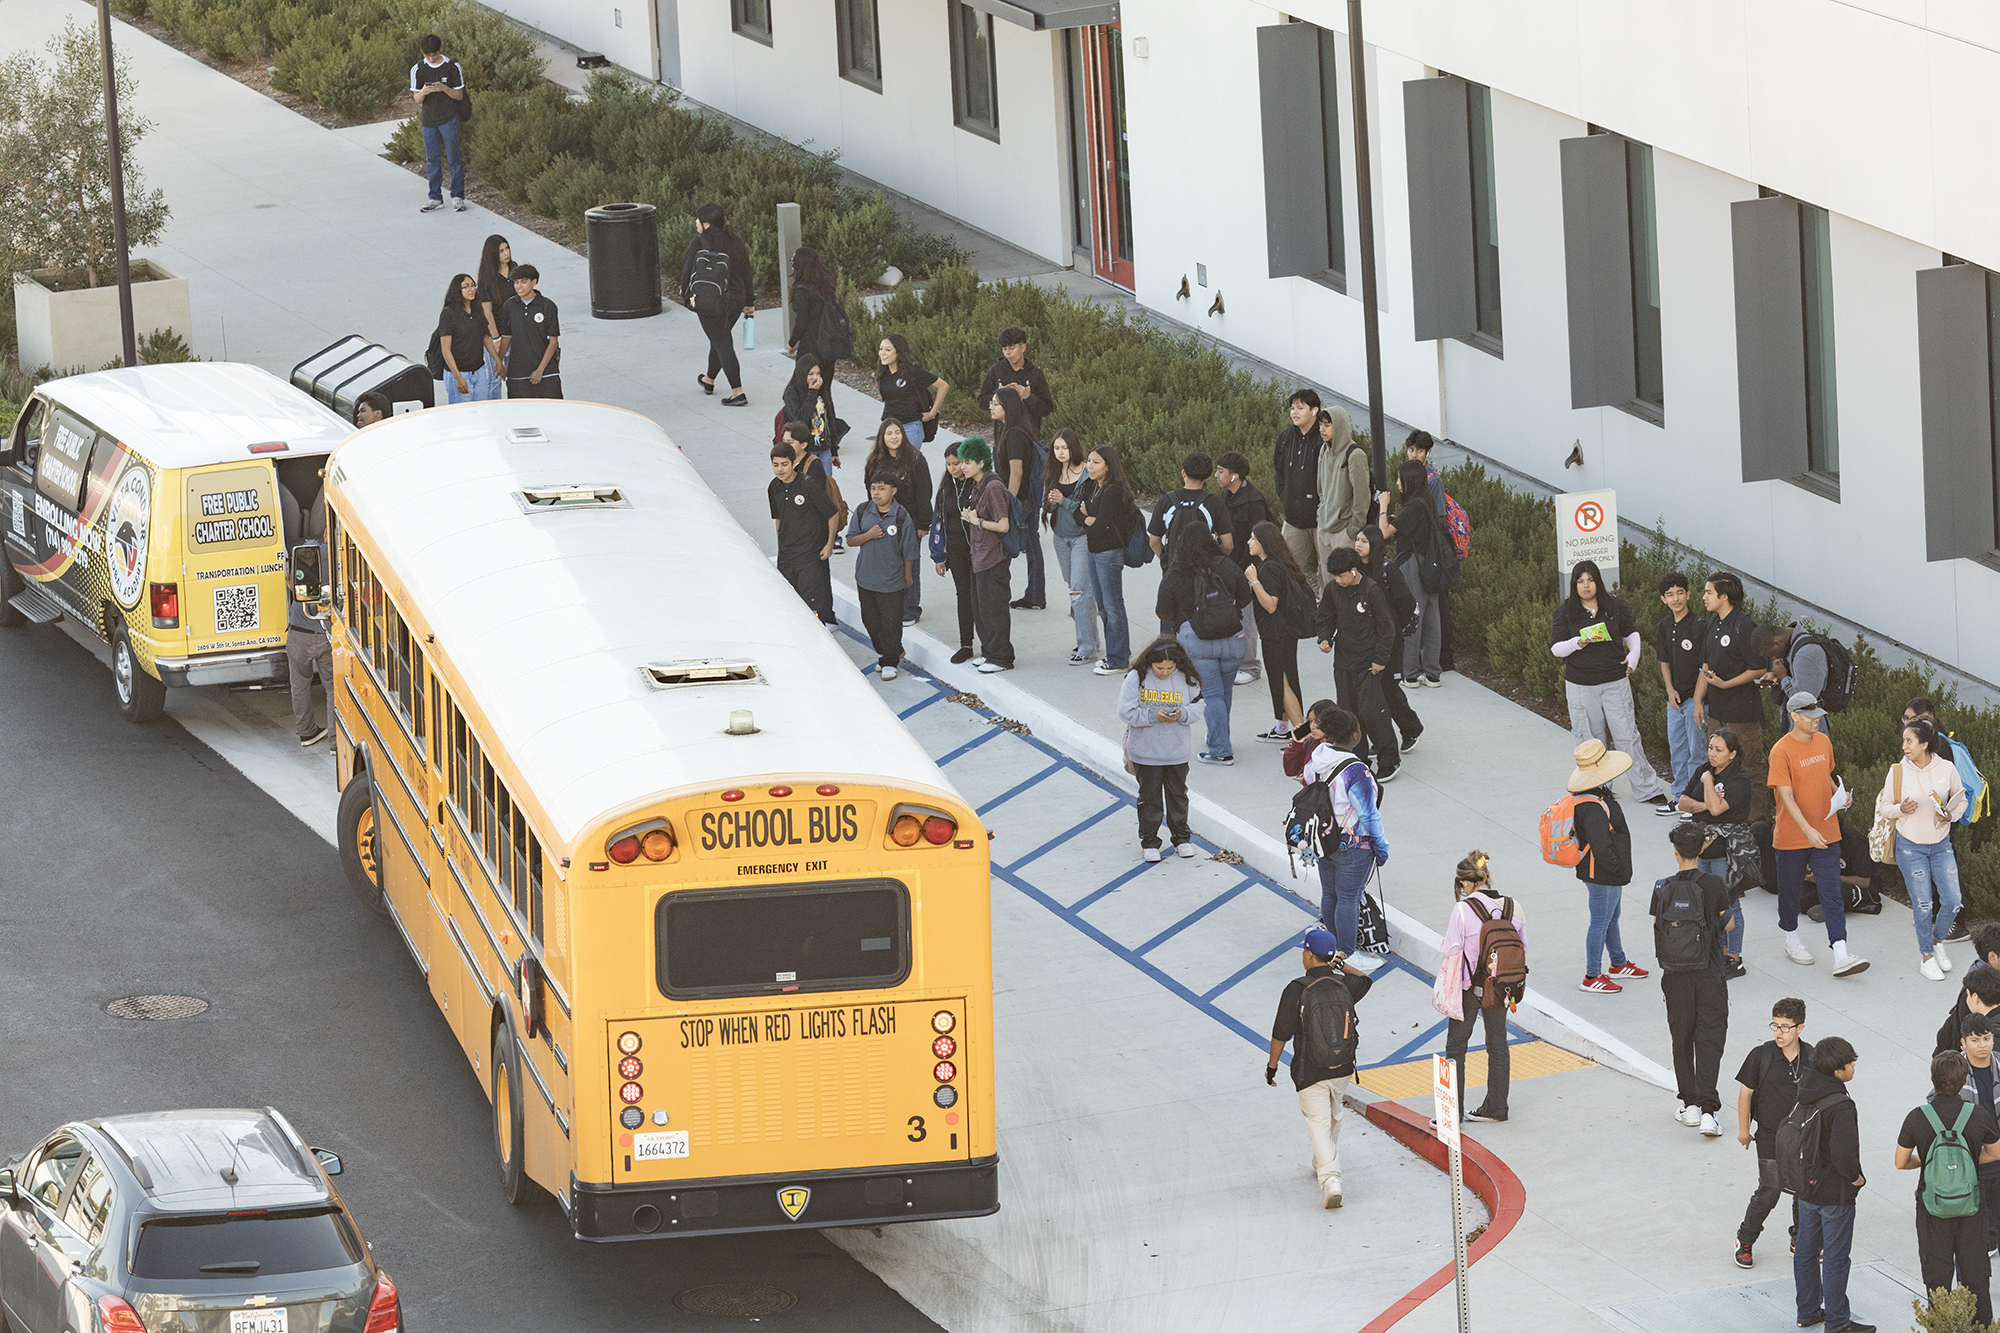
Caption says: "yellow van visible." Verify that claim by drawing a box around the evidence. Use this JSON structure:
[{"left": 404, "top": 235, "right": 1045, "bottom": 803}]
[{"left": 0, "top": 363, "right": 352, "bottom": 721}]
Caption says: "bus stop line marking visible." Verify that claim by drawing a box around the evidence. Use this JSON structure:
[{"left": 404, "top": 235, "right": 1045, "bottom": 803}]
[
  {"left": 1200, "top": 935, "right": 1305, "bottom": 1004},
  {"left": 1133, "top": 876, "right": 1260, "bottom": 957},
  {"left": 1002, "top": 801, "right": 1127, "bottom": 873},
  {"left": 1068, "top": 858, "right": 1174, "bottom": 913},
  {"left": 897, "top": 691, "right": 950, "bottom": 721},
  {"left": 976, "top": 762, "right": 1067, "bottom": 816},
  {"left": 934, "top": 727, "right": 1006, "bottom": 767}
]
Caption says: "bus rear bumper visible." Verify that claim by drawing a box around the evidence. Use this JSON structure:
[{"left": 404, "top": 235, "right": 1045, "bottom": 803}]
[{"left": 568, "top": 1156, "right": 999, "bottom": 1240}]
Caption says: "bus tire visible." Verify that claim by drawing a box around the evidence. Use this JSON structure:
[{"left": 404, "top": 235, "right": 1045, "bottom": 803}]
[
  {"left": 0, "top": 557, "right": 26, "bottom": 628},
  {"left": 492, "top": 1025, "right": 541, "bottom": 1205},
  {"left": 337, "top": 772, "right": 390, "bottom": 920},
  {"left": 111, "top": 622, "right": 166, "bottom": 723}
]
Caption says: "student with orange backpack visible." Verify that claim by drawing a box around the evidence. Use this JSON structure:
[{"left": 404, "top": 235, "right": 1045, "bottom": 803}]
[
  {"left": 1547, "top": 739, "right": 1649, "bottom": 993},
  {"left": 1438, "top": 850, "right": 1524, "bottom": 1123}
]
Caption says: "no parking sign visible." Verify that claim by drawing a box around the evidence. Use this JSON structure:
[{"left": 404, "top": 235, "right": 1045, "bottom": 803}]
[{"left": 1556, "top": 488, "right": 1619, "bottom": 594}]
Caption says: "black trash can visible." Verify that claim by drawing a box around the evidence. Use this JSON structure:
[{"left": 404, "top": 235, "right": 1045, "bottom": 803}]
[{"left": 586, "top": 202, "right": 662, "bottom": 319}]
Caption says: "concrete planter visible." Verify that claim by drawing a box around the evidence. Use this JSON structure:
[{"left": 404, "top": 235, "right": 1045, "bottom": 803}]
[{"left": 13, "top": 260, "right": 191, "bottom": 372}]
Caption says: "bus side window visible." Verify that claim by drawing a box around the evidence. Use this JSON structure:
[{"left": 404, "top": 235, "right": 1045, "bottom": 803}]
[
  {"left": 511, "top": 805, "right": 529, "bottom": 919},
  {"left": 328, "top": 510, "right": 344, "bottom": 617},
  {"left": 410, "top": 639, "right": 425, "bottom": 745},
  {"left": 528, "top": 832, "right": 544, "bottom": 945}
]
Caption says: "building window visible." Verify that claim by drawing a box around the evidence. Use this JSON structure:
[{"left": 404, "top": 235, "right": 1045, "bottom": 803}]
[
  {"left": 1465, "top": 81, "right": 1502, "bottom": 349},
  {"left": 1626, "top": 142, "right": 1663, "bottom": 417},
  {"left": 731, "top": 0, "right": 771, "bottom": 46},
  {"left": 1558, "top": 129, "right": 1663, "bottom": 422},
  {"left": 836, "top": 0, "right": 881, "bottom": 91},
  {"left": 1729, "top": 192, "right": 1840, "bottom": 497},
  {"left": 1255, "top": 21, "right": 1345, "bottom": 290},
  {"left": 1402, "top": 73, "right": 1501, "bottom": 354},
  {"left": 1064, "top": 29, "right": 1091, "bottom": 255},
  {"left": 948, "top": 2, "right": 999, "bottom": 141},
  {"left": 1798, "top": 202, "right": 1838, "bottom": 482},
  {"left": 1915, "top": 260, "right": 2000, "bottom": 562}
]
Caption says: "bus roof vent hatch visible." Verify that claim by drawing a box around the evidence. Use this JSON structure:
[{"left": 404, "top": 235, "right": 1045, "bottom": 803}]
[
  {"left": 513, "top": 484, "right": 629, "bottom": 513},
  {"left": 642, "top": 659, "right": 761, "bottom": 689},
  {"left": 508, "top": 426, "right": 549, "bottom": 444}
]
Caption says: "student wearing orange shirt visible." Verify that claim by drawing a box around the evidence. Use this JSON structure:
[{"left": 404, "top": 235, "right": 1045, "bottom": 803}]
[{"left": 1770, "top": 691, "right": 1868, "bottom": 977}]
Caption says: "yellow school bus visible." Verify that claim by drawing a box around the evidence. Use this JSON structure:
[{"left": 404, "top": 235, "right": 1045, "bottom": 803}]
[{"left": 321, "top": 401, "right": 996, "bottom": 1238}]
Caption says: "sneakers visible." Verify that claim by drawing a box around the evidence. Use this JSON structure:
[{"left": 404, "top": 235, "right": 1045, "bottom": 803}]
[
  {"left": 971, "top": 655, "right": 986, "bottom": 667},
  {"left": 1068, "top": 650, "right": 1094, "bottom": 665},
  {"left": 1175, "top": 843, "right": 1197, "bottom": 859},
  {"left": 1700, "top": 1112, "right": 1723, "bottom": 1137},
  {"left": 831, "top": 536, "right": 847, "bottom": 553},
  {"left": 1256, "top": 722, "right": 1293, "bottom": 743},
  {"left": 453, "top": 197, "right": 467, "bottom": 212},
  {"left": 1833, "top": 954, "right": 1870, "bottom": 977},
  {"left": 1423, "top": 674, "right": 1443, "bottom": 687},
  {"left": 976, "top": 660, "right": 1011, "bottom": 673},
  {"left": 420, "top": 198, "right": 445, "bottom": 212},
  {"left": 1008, "top": 598, "right": 1045, "bottom": 610},
  {"left": 1724, "top": 958, "right": 1747, "bottom": 980},
  {"left": 1234, "top": 668, "right": 1256, "bottom": 686},
  {"left": 1922, "top": 956, "right": 1947, "bottom": 982},
  {"left": 299, "top": 726, "right": 328, "bottom": 747},
  {"left": 1142, "top": 847, "right": 1162, "bottom": 863},
  {"left": 1607, "top": 961, "right": 1650, "bottom": 978},
  {"left": 879, "top": 665, "right": 899, "bottom": 682},
  {"left": 1579, "top": 974, "right": 1623, "bottom": 993},
  {"left": 1322, "top": 1184, "right": 1343, "bottom": 1209},
  {"left": 1375, "top": 764, "right": 1400, "bottom": 783},
  {"left": 1936, "top": 940, "right": 1954, "bottom": 972},
  {"left": 1400, "top": 731, "right": 1422, "bottom": 753},
  {"left": 1674, "top": 1104, "right": 1702, "bottom": 1127},
  {"left": 1651, "top": 796, "right": 1679, "bottom": 816},
  {"left": 1464, "top": 1106, "right": 1507, "bottom": 1123},
  {"left": 903, "top": 613, "right": 920, "bottom": 626},
  {"left": 1736, "top": 1241, "right": 1754, "bottom": 1269},
  {"left": 1195, "top": 751, "right": 1235, "bottom": 766},
  {"left": 951, "top": 647, "right": 975, "bottom": 664},
  {"left": 1092, "top": 660, "right": 1122, "bottom": 676},
  {"left": 720, "top": 393, "right": 748, "bottom": 407},
  {"left": 1786, "top": 940, "right": 1816, "bottom": 965},
  {"left": 1945, "top": 923, "right": 1973, "bottom": 944}
]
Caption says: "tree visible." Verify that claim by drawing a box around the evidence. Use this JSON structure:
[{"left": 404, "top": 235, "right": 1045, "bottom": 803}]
[{"left": 0, "top": 19, "right": 170, "bottom": 289}]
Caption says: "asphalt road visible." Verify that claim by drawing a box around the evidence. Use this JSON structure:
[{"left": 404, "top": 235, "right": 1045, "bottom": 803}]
[{"left": 0, "top": 621, "right": 943, "bottom": 1331}]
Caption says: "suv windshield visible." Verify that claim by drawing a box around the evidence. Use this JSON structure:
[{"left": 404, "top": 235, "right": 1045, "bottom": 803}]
[{"left": 133, "top": 1209, "right": 364, "bottom": 1279}]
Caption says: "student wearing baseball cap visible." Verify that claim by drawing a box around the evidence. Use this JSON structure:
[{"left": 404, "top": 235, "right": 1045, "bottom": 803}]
[
  {"left": 1771, "top": 691, "right": 1866, "bottom": 976},
  {"left": 1267, "top": 927, "right": 1375, "bottom": 1209}
]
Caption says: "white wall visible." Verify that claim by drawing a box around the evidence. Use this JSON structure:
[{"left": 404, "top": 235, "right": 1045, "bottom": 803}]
[
  {"left": 490, "top": 0, "right": 658, "bottom": 81},
  {"left": 673, "top": 0, "right": 1071, "bottom": 265}
]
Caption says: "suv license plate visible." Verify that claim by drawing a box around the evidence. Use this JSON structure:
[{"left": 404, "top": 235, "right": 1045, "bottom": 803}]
[{"left": 230, "top": 1310, "right": 288, "bottom": 1333}]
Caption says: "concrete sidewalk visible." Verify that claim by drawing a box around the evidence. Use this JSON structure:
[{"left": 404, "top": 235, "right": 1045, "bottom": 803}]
[{"left": 15, "top": 0, "right": 1955, "bottom": 1327}]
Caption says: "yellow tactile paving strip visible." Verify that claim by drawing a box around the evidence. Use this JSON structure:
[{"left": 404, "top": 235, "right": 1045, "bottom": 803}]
[{"left": 1354, "top": 1040, "right": 1597, "bottom": 1100}]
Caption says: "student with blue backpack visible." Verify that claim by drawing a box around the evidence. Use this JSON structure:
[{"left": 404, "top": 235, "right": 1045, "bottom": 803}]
[{"left": 1897, "top": 1051, "right": 2000, "bottom": 1326}]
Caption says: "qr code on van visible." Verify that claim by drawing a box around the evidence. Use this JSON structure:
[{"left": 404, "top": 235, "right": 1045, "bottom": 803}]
[{"left": 213, "top": 583, "right": 260, "bottom": 633}]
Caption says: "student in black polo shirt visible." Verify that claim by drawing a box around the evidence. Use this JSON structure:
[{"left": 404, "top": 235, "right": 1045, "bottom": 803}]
[
  {"left": 1657, "top": 571, "right": 1708, "bottom": 798},
  {"left": 499, "top": 266, "right": 561, "bottom": 399},
  {"left": 409, "top": 35, "right": 465, "bottom": 212},
  {"left": 768, "top": 445, "right": 839, "bottom": 625},
  {"left": 1692, "top": 571, "right": 1772, "bottom": 819},
  {"left": 1733, "top": 996, "right": 1812, "bottom": 1268}
]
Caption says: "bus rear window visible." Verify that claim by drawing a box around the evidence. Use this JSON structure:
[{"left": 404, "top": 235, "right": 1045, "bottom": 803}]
[
  {"left": 658, "top": 880, "right": 909, "bottom": 998},
  {"left": 133, "top": 1209, "right": 364, "bottom": 1279}
]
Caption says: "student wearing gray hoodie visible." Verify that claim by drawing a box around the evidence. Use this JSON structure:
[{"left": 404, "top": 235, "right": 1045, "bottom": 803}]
[{"left": 1119, "top": 637, "right": 1203, "bottom": 863}]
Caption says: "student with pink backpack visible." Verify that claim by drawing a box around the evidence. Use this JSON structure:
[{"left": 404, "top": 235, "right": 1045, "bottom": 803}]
[{"left": 1545, "top": 740, "right": 1649, "bottom": 993}]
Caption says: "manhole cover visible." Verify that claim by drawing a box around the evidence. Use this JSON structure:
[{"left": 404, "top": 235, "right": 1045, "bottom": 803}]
[
  {"left": 674, "top": 1283, "right": 797, "bottom": 1317},
  {"left": 105, "top": 995, "right": 209, "bottom": 1021}
]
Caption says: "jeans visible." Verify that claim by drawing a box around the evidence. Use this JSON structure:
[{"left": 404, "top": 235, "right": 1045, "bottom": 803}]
[
  {"left": 1585, "top": 881, "right": 1627, "bottom": 977},
  {"left": 903, "top": 420, "right": 927, "bottom": 448},
  {"left": 1897, "top": 833, "right": 1963, "bottom": 956},
  {"left": 481, "top": 348, "right": 507, "bottom": 399},
  {"left": 857, "top": 585, "right": 905, "bottom": 668},
  {"left": 1019, "top": 509, "right": 1046, "bottom": 606},
  {"left": 443, "top": 358, "right": 497, "bottom": 404},
  {"left": 1740, "top": 1154, "right": 1799, "bottom": 1247},
  {"left": 1445, "top": 990, "right": 1510, "bottom": 1116},
  {"left": 1700, "top": 856, "right": 1743, "bottom": 957},
  {"left": 1795, "top": 1201, "right": 1856, "bottom": 1330},
  {"left": 940, "top": 549, "right": 975, "bottom": 648},
  {"left": 777, "top": 551, "right": 834, "bottom": 624},
  {"left": 973, "top": 562, "right": 1013, "bottom": 666},
  {"left": 1917, "top": 1206, "right": 1993, "bottom": 1324},
  {"left": 1297, "top": 1076, "right": 1351, "bottom": 1192},
  {"left": 1052, "top": 533, "right": 1098, "bottom": 655},
  {"left": 285, "top": 628, "right": 333, "bottom": 740},
  {"left": 697, "top": 309, "right": 742, "bottom": 390},
  {"left": 1176, "top": 625, "right": 1245, "bottom": 758},
  {"left": 1666, "top": 696, "right": 1703, "bottom": 795},
  {"left": 422, "top": 116, "right": 464, "bottom": 200},
  {"left": 1088, "top": 549, "right": 1130, "bottom": 669},
  {"left": 1564, "top": 677, "right": 1667, "bottom": 801},
  {"left": 1399, "top": 557, "right": 1441, "bottom": 678},
  {"left": 1317, "top": 844, "right": 1375, "bottom": 956},
  {"left": 1777, "top": 845, "right": 1846, "bottom": 945},
  {"left": 1662, "top": 971, "right": 1729, "bottom": 1114},
  {"left": 1135, "top": 763, "right": 1190, "bottom": 849},
  {"left": 1334, "top": 666, "right": 1399, "bottom": 775}
]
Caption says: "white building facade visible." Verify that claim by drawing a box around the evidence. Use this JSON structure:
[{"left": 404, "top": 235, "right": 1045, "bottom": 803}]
[{"left": 496, "top": 0, "right": 2000, "bottom": 680}]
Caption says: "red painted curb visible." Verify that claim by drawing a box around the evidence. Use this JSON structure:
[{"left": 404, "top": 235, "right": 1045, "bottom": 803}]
[{"left": 1353, "top": 1099, "right": 1527, "bottom": 1333}]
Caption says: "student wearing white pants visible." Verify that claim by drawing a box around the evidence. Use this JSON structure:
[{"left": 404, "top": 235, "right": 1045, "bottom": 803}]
[
  {"left": 1550, "top": 559, "right": 1673, "bottom": 814},
  {"left": 1267, "top": 929, "right": 1375, "bottom": 1209}
]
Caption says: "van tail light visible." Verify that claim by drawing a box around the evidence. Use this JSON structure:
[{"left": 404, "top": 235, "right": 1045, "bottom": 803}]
[
  {"left": 150, "top": 582, "right": 179, "bottom": 628},
  {"left": 922, "top": 816, "right": 956, "bottom": 845},
  {"left": 96, "top": 1297, "right": 147, "bottom": 1333},
  {"left": 364, "top": 1274, "right": 400, "bottom": 1333}
]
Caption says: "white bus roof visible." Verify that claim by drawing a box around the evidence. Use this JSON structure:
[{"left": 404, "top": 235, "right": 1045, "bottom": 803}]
[
  {"left": 40, "top": 363, "right": 352, "bottom": 468},
  {"left": 328, "top": 401, "right": 964, "bottom": 851}
]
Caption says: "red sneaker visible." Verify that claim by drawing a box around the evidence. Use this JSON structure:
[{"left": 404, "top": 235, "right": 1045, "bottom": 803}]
[
  {"left": 1608, "top": 961, "right": 1650, "bottom": 978},
  {"left": 1579, "top": 974, "right": 1623, "bottom": 993}
]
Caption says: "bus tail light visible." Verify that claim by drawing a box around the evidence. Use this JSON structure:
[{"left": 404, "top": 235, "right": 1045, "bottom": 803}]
[
  {"left": 364, "top": 1274, "right": 400, "bottom": 1333},
  {"left": 97, "top": 1297, "right": 147, "bottom": 1333},
  {"left": 619, "top": 1055, "right": 643, "bottom": 1080},
  {"left": 617, "top": 1031, "right": 642, "bottom": 1055},
  {"left": 923, "top": 816, "right": 956, "bottom": 845},
  {"left": 932, "top": 1061, "right": 956, "bottom": 1083},
  {"left": 816, "top": 784, "right": 840, "bottom": 796},
  {"left": 891, "top": 814, "right": 922, "bottom": 847},
  {"left": 150, "top": 582, "right": 179, "bottom": 628},
  {"left": 889, "top": 804, "right": 958, "bottom": 849},
  {"left": 619, "top": 1081, "right": 644, "bottom": 1104},
  {"left": 609, "top": 836, "right": 640, "bottom": 864},
  {"left": 768, "top": 785, "right": 792, "bottom": 797},
  {"left": 933, "top": 1035, "right": 956, "bottom": 1060},
  {"left": 607, "top": 819, "right": 676, "bottom": 864},
  {"left": 641, "top": 827, "right": 675, "bottom": 861},
  {"left": 931, "top": 1010, "right": 955, "bottom": 1034}
]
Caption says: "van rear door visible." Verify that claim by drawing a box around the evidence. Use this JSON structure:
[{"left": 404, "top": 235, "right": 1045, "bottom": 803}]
[{"left": 181, "top": 461, "right": 290, "bottom": 656}]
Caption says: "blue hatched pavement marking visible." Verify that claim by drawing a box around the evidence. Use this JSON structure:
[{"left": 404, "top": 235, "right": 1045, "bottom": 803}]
[
  {"left": 1004, "top": 801, "right": 1127, "bottom": 873},
  {"left": 1201, "top": 935, "right": 1307, "bottom": 1004},
  {"left": 1134, "top": 876, "right": 1258, "bottom": 956},
  {"left": 977, "top": 762, "right": 1066, "bottom": 816},
  {"left": 936, "top": 727, "right": 1005, "bottom": 767},
  {"left": 1068, "top": 858, "right": 1168, "bottom": 912}
]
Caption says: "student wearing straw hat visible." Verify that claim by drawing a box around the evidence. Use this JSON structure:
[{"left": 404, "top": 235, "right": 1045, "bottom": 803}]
[{"left": 1567, "top": 739, "right": 1650, "bottom": 994}]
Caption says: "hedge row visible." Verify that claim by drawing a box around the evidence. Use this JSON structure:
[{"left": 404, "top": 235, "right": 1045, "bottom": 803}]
[
  {"left": 113, "top": 0, "right": 544, "bottom": 118},
  {"left": 1454, "top": 461, "right": 2000, "bottom": 913}
]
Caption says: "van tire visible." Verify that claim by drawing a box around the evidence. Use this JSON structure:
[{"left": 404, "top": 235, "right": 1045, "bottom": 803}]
[
  {"left": 112, "top": 622, "right": 166, "bottom": 723},
  {"left": 338, "top": 772, "right": 390, "bottom": 919},
  {"left": 492, "top": 1025, "right": 542, "bottom": 1205},
  {"left": 0, "top": 557, "right": 26, "bottom": 628}
]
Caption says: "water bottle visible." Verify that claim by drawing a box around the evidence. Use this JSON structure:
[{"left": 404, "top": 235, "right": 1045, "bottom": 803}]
[{"left": 742, "top": 315, "right": 756, "bottom": 351}]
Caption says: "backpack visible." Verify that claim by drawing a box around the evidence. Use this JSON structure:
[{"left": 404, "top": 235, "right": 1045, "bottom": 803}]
[
  {"left": 1284, "top": 757, "right": 1363, "bottom": 863},
  {"left": 689, "top": 247, "right": 731, "bottom": 314},
  {"left": 1277, "top": 566, "right": 1318, "bottom": 640},
  {"left": 985, "top": 477, "right": 1030, "bottom": 560},
  {"left": 1791, "top": 632, "right": 1856, "bottom": 713},
  {"left": 1944, "top": 734, "right": 1991, "bottom": 828},
  {"left": 1161, "top": 492, "right": 1216, "bottom": 551},
  {"left": 1539, "top": 793, "right": 1605, "bottom": 873},
  {"left": 814, "top": 297, "right": 854, "bottom": 362},
  {"left": 425, "top": 329, "right": 445, "bottom": 379},
  {"left": 1121, "top": 504, "right": 1154, "bottom": 569},
  {"left": 1436, "top": 477, "right": 1471, "bottom": 562},
  {"left": 1775, "top": 1092, "right": 1846, "bottom": 1197},
  {"left": 1919, "top": 1101, "right": 1983, "bottom": 1218},
  {"left": 1653, "top": 872, "right": 1716, "bottom": 974},
  {"left": 1468, "top": 896, "right": 1528, "bottom": 1009},
  {"left": 1189, "top": 565, "right": 1242, "bottom": 640},
  {"left": 1297, "top": 974, "right": 1359, "bottom": 1073},
  {"left": 1420, "top": 508, "right": 1462, "bottom": 593}
]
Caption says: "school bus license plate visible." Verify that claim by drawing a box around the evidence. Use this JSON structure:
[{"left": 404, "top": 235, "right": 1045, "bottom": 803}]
[{"left": 633, "top": 1131, "right": 690, "bottom": 1161}]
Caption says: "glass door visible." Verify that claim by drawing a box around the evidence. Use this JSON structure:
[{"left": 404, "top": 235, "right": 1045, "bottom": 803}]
[{"left": 1081, "top": 24, "right": 1133, "bottom": 290}]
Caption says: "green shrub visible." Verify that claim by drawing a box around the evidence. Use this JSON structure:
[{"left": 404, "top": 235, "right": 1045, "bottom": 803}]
[
  {"left": 0, "top": 398, "right": 18, "bottom": 440},
  {"left": 384, "top": 114, "right": 422, "bottom": 162},
  {"left": 1912, "top": 1284, "right": 2000, "bottom": 1333},
  {"left": 272, "top": 27, "right": 404, "bottom": 119},
  {"left": 137, "top": 326, "right": 197, "bottom": 363}
]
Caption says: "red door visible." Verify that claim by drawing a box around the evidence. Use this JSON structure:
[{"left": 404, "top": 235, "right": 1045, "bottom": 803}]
[{"left": 1081, "top": 24, "right": 1133, "bottom": 290}]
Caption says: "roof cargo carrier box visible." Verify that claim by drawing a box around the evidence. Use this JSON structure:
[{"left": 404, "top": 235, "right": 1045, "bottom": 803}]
[{"left": 291, "top": 336, "right": 434, "bottom": 423}]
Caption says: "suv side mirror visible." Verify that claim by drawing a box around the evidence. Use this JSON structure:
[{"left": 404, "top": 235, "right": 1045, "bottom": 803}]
[
  {"left": 0, "top": 1167, "right": 15, "bottom": 1200},
  {"left": 311, "top": 1148, "right": 342, "bottom": 1177}
]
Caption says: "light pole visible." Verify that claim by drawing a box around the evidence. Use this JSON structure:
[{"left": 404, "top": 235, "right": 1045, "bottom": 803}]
[
  {"left": 96, "top": 0, "right": 137, "bottom": 368},
  {"left": 1347, "top": 0, "right": 1387, "bottom": 486}
]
